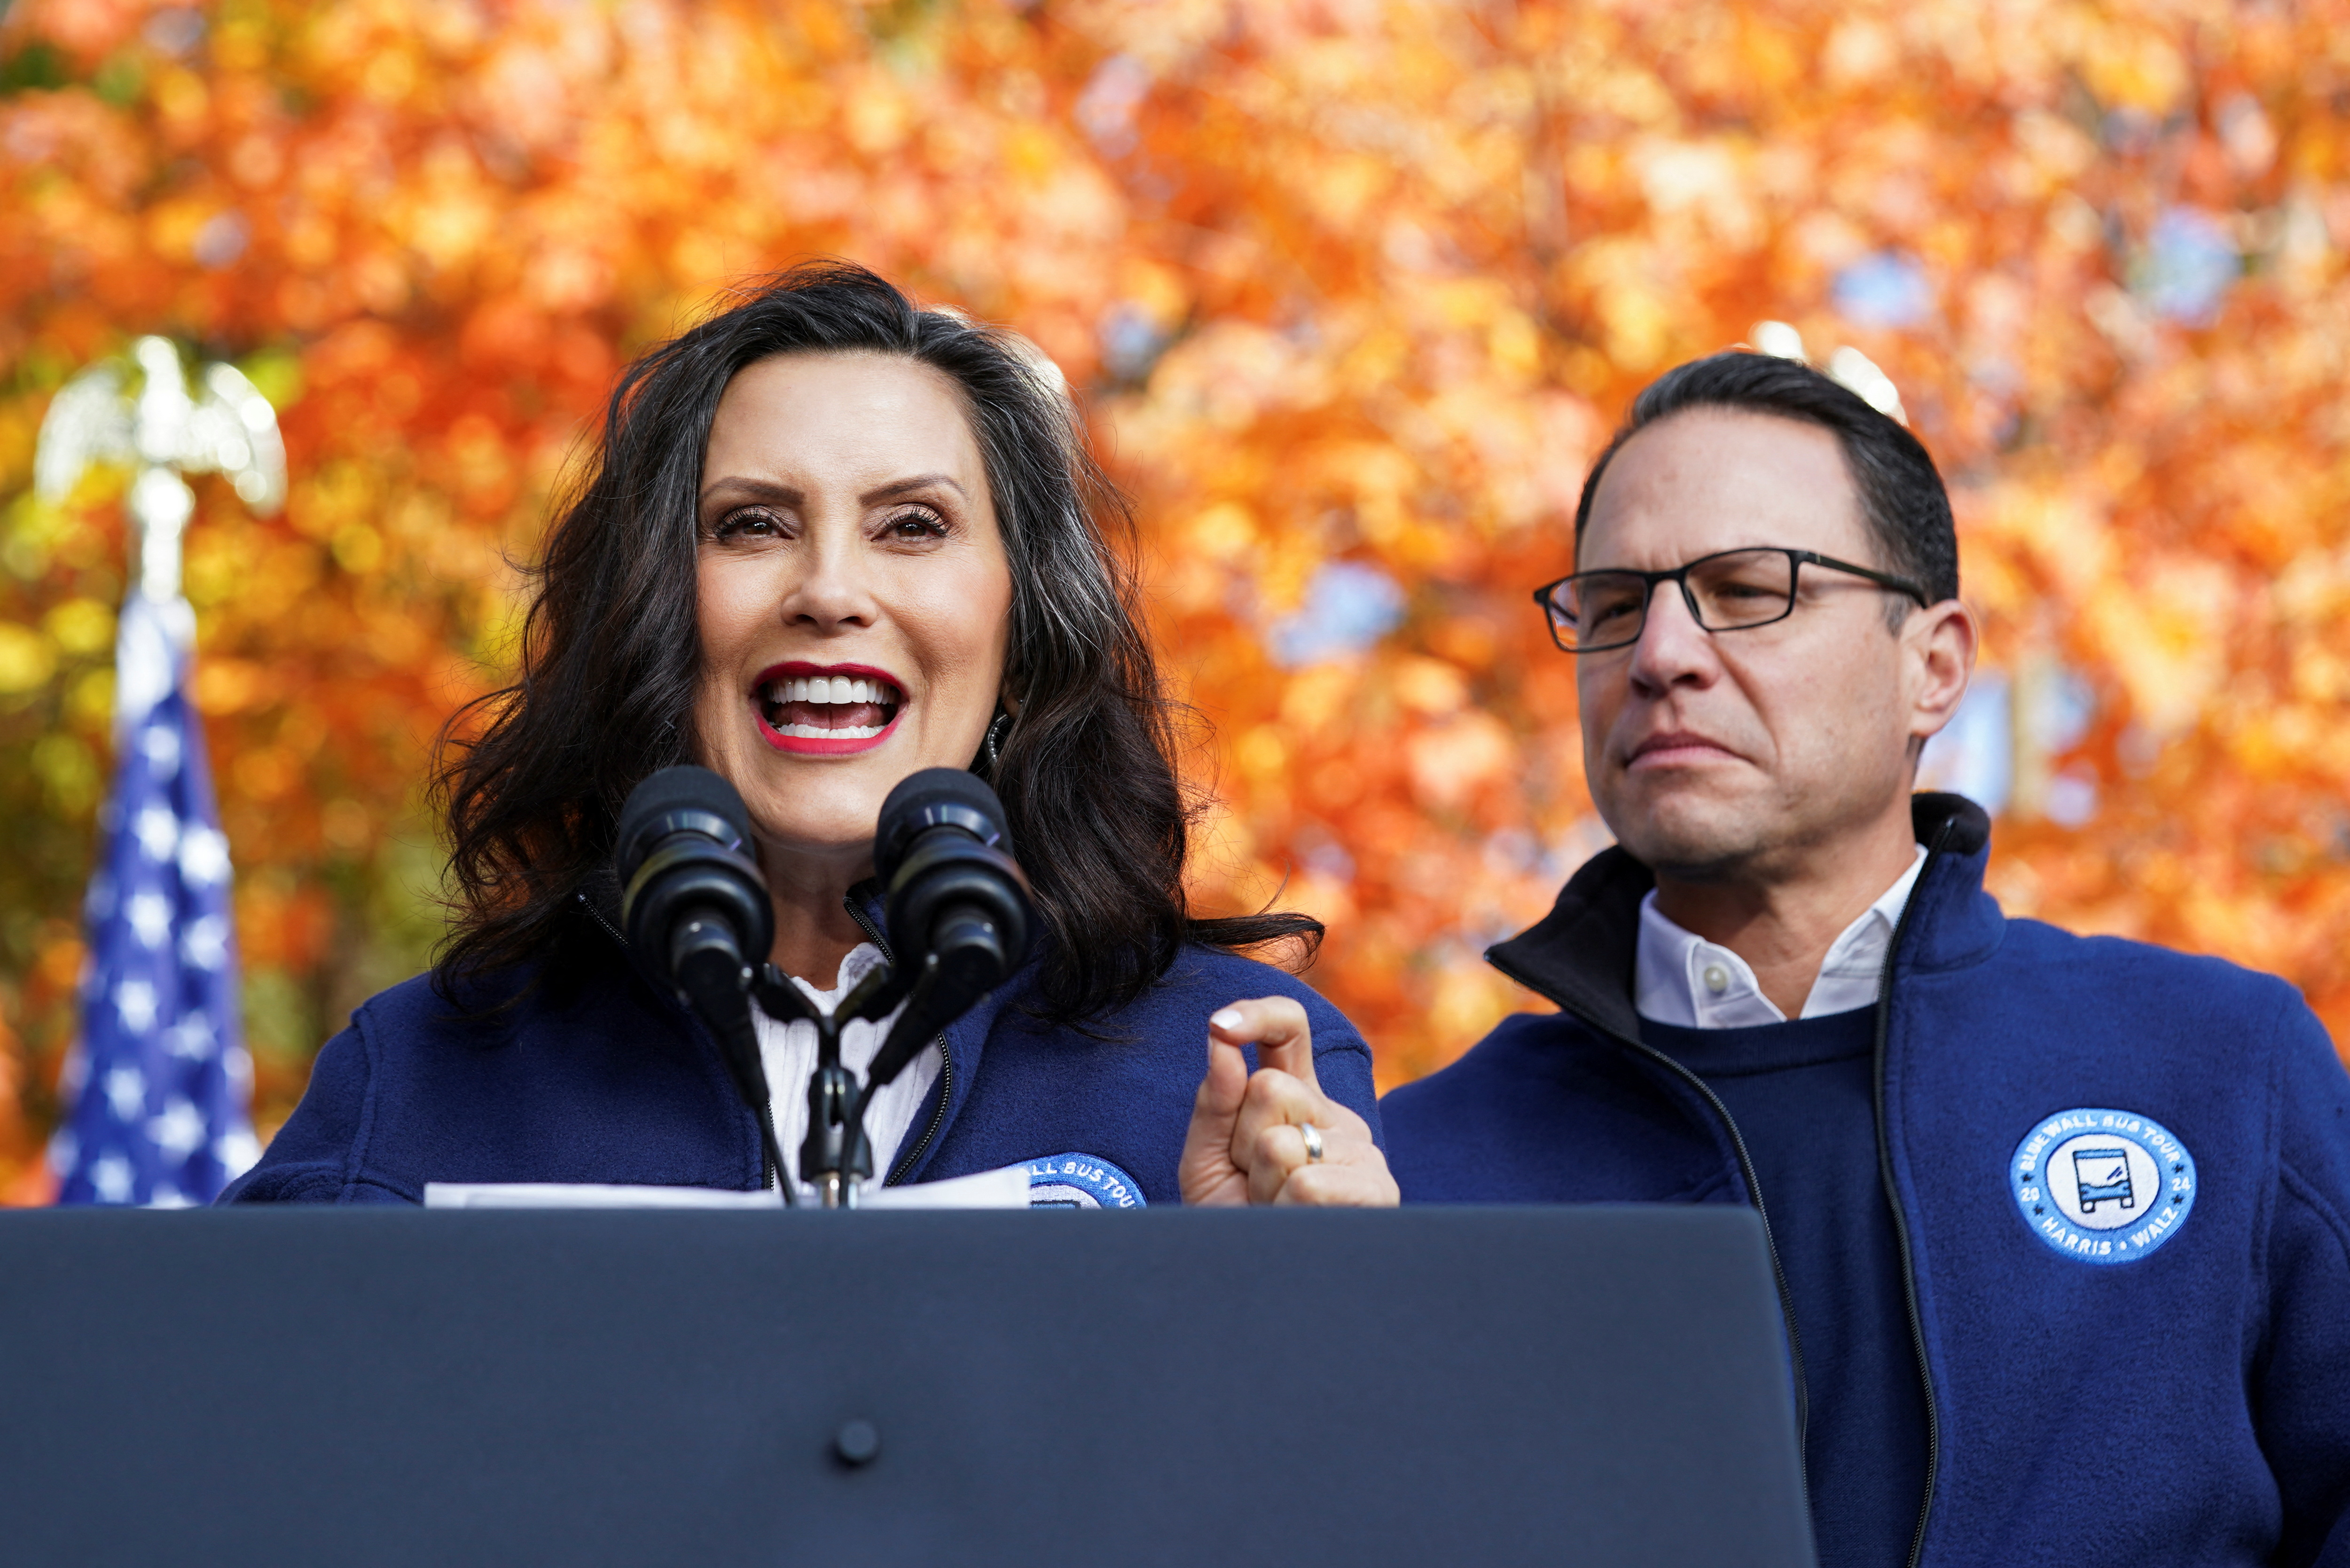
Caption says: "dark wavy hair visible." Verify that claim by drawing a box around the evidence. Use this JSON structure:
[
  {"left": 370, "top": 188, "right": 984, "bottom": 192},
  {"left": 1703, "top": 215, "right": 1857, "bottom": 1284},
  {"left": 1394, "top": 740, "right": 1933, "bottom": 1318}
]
[{"left": 432, "top": 261, "right": 1318, "bottom": 1022}]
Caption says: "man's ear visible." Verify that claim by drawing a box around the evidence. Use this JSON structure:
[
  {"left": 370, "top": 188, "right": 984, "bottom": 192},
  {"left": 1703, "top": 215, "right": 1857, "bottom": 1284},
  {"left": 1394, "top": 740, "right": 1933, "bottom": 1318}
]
[{"left": 1904, "top": 599, "right": 1979, "bottom": 746}]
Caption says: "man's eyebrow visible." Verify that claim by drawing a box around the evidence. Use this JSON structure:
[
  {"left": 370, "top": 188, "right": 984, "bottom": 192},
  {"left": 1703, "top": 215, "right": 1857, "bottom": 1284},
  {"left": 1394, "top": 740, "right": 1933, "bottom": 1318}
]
[{"left": 862, "top": 474, "right": 967, "bottom": 504}]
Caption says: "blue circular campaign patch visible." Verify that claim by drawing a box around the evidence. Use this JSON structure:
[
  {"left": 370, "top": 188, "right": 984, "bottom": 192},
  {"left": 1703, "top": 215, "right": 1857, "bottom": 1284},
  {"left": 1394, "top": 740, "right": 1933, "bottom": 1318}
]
[
  {"left": 1024, "top": 1152, "right": 1146, "bottom": 1209},
  {"left": 2009, "top": 1108, "right": 2196, "bottom": 1265}
]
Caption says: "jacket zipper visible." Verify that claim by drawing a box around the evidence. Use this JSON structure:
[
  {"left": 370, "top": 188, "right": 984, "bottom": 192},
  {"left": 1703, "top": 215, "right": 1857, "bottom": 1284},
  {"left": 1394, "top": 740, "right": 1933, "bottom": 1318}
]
[
  {"left": 843, "top": 893, "right": 951, "bottom": 1188},
  {"left": 1876, "top": 837, "right": 1950, "bottom": 1568},
  {"left": 579, "top": 891, "right": 626, "bottom": 950},
  {"left": 1482, "top": 949, "right": 1813, "bottom": 1481},
  {"left": 846, "top": 891, "right": 893, "bottom": 964},
  {"left": 577, "top": 890, "right": 779, "bottom": 1192},
  {"left": 885, "top": 1048, "right": 950, "bottom": 1186}
]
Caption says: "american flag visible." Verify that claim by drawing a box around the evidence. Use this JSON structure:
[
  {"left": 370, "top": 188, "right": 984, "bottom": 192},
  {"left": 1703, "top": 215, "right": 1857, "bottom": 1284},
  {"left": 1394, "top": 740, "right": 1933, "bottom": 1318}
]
[{"left": 51, "top": 592, "right": 258, "bottom": 1206}]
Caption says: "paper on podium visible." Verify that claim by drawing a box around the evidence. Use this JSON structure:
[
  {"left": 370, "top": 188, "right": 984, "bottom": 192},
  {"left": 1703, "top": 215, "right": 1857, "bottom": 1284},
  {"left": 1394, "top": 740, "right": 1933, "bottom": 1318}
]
[
  {"left": 423, "top": 1164, "right": 1032, "bottom": 1210},
  {"left": 423, "top": 1184, "right": 782, "bottom": 1210},
  {"left": 857, "top": 1165, "right": 1031, "bottom": 1207}
]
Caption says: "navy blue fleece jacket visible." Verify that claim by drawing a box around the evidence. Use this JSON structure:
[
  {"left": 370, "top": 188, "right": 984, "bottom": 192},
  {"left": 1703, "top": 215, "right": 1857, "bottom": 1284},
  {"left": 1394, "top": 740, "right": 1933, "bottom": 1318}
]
[
  {"left": 1383, "top": 794, "right": 2350, "bottom": 1568},
  {"left": 224, "top": 884, "right": 1376, "bottom": 1207}
]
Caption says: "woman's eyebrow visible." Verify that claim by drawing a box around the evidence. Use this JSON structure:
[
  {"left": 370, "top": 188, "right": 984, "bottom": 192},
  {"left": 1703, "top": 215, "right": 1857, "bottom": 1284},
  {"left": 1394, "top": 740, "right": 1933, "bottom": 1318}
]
[
  {"left": 699, "top": 476, "right": 803, "bottom": 508},
  {"left": 862, "top": 473, "right": 966, "bottom": 504}
]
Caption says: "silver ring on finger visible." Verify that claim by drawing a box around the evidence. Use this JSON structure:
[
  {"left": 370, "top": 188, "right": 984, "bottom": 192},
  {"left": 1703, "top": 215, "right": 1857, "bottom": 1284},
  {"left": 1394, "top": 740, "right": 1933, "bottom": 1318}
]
[{"left": 1299, "top": 1122, "right": 1325, "bottom": 1164}]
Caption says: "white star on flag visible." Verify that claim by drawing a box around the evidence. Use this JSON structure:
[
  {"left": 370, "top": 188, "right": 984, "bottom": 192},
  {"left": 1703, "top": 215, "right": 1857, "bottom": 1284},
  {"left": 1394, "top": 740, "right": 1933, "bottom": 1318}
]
[
  {"left": 104, "top": 1065, "right": 148, "bottom": 1121},
  {"left": 165, "top": 1012, "right": 217, "bottom": 1058},
  {"left": 218, "top": 1127, "right": 261, "bottom": 1179},
  {"left": 141, "top": 722, "right": 181, "bottom": 778},
  {"left": 179, "top": 824, "right": 230, "bottom": 886},
  {"left": 115, "top": 978, "right": 158, "bottom": 1033},
  {"left": 149, "top": 1099, "right": 206, "bottom": 1157},
  {"left": 90, "top": 1155, "right": 133, "bottom": 1204},
  {"left": 127, "top": 891, "right": 172, "bottom": 949},
  {"left": 180, "top": 913, "right": 228, "bottom": 970},
  {"left": 134, "top": 804, "right": 180, "bottom": 862}
]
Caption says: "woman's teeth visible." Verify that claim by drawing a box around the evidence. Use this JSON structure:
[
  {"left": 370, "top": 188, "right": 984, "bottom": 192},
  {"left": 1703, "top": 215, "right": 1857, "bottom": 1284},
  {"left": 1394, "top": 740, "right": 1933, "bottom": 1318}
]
[
  {"left": 759, "top": 674, "right": 901, "bottom": 740},
  {"left": 773, "top": 721, "right": 888, "bottom": 738},
  {"left": 770, "top": 676, "right": 895, "bottom": 705}
]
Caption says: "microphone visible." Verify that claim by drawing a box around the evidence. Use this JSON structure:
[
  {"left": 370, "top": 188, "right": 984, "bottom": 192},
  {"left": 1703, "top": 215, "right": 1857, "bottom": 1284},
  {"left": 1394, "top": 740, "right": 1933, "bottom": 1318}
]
[
  {"left": 865, "top": 768, "right": 1034, "bottom": 1092},
  {"left": 615, "top": 766, "right": 787, "bottom": 1195}
]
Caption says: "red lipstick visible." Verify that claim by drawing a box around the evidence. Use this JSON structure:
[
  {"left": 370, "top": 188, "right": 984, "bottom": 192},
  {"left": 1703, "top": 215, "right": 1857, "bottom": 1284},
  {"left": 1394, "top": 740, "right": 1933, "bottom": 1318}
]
[{"left": 751, "top": 662, "right": 906, "bottom": 757}]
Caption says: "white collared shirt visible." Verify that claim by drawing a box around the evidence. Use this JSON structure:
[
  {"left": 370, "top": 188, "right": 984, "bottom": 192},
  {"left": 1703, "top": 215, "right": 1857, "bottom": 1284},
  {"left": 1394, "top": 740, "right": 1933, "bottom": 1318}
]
[
  {"left": 1633, "top": 847, "right": 1927, "bottom": 1028},
  {"left": 755, "top": 941, "right": 943, "bottom": 1196}
]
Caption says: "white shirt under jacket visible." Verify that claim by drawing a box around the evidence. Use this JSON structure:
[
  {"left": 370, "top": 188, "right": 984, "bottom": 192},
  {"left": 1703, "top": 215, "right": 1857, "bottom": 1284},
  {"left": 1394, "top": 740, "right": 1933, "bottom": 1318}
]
[
  {"left": 1633, "top": 846, "right": 1927, "bottom": 1028},
  {"left": 752, "top": 941, "right": 943, "bottom": 1197}
]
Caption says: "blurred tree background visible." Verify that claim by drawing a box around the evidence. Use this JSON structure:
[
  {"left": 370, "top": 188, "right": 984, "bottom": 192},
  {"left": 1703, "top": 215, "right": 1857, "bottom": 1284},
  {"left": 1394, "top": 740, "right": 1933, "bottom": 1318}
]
[{"left": 2, "top": 0, "right": 2345, "bottom": 1200}]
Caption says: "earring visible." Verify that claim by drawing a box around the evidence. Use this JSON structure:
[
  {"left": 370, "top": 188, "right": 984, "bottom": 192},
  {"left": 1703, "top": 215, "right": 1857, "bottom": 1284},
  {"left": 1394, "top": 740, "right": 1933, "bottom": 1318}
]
[{"left": 974, "top": 710, "right": 1013, "bottom": 776}]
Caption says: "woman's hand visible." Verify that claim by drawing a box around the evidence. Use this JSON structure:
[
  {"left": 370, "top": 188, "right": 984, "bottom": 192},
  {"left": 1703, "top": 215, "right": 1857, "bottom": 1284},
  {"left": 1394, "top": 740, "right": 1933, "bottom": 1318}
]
[{"left": 1179, "top": 996, "right": 1400, "bottom": 1207}]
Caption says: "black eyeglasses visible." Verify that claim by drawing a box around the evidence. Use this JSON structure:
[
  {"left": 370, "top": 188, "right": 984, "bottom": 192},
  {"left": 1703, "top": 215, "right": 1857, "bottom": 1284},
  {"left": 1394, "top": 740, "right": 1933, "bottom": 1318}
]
[{"left": 1532, "top": 548, "right": 1929, "bottom": 653}]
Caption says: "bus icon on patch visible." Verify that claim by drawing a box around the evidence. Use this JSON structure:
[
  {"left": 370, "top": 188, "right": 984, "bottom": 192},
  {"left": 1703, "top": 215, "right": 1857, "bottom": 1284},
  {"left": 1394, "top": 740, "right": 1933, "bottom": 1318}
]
[
  {"left": 2012, "top": 1107, "right": 2196, "bottom": 1265},
  {"left": 2073, "top": 1147, "right": 2135, "bottom": 1212}
]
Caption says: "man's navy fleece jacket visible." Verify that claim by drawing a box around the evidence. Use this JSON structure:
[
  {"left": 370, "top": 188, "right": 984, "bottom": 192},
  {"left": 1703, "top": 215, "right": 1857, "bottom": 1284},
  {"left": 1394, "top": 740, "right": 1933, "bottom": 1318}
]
[
  {"left": 223, "top": 883, "right": 1377, "bottom": 1207},
  {"left": 1382, "top": 794, "right": 2350, "bottom": 1568}
]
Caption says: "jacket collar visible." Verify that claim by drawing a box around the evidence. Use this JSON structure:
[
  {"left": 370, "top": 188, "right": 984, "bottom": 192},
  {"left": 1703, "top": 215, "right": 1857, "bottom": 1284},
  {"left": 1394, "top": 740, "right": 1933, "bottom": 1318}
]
[{"left": 1484, "top": 792, "right": 2000, "bottom": 1041}]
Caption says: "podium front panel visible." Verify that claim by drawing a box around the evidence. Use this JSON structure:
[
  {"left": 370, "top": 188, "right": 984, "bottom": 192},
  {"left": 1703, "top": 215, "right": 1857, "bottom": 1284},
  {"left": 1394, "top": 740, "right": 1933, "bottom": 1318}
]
[{"left": 0, "top": 1206, "right": 1814, "bottom": 1567}]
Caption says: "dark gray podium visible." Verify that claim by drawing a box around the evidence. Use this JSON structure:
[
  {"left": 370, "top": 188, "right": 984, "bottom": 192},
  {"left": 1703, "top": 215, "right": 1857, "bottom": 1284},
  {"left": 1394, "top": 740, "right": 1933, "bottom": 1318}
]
[{"left": 0, "top": 1206, "right": 1813, "bottom": 1567}]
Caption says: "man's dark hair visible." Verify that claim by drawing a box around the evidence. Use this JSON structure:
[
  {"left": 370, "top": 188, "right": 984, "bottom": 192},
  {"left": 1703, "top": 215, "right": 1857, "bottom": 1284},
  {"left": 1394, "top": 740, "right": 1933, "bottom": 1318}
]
[
  {"left": 1573, "top": 351, "right": 1959, "bottom": 623},
  {"left": 433, "top": 260, "right": 1317, "bottom": 1022}
]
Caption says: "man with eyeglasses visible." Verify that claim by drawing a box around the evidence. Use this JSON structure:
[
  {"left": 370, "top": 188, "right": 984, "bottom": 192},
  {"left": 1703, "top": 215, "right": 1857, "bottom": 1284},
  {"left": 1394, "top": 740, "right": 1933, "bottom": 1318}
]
[{"left": 1374, "top": 353, "right": 2350, "bottom": 1568}]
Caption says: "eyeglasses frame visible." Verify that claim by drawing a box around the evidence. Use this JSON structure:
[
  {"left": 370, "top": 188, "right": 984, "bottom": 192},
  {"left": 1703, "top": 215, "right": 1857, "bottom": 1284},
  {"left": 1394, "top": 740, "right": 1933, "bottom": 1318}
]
[{"left": 1531, "top": 547, "right": 1932, "bottom": 654}]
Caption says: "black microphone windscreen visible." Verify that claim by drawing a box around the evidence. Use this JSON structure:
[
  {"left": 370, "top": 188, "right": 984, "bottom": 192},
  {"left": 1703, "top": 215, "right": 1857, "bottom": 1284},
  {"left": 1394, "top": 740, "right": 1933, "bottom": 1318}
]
[
  {"left": 616, "top": 765, "right": 754, "bottom": 881},
  {"left": 875, "top": 768, "right": 1011, "bottom": 877}
]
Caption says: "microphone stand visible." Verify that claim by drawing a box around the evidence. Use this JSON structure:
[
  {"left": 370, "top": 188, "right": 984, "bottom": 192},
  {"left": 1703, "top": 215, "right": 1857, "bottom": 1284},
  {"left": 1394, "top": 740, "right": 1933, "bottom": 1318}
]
[
  {"left": 751, "top": 962, "right": 908, "bottom": 1209},
  {"left": 751, "top": 954, "right": 969, "bottom": 1209}
]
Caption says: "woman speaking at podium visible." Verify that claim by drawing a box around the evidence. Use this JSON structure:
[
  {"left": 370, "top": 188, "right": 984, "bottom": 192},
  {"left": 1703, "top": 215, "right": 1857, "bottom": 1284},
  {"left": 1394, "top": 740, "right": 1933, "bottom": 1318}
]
[{"left": 224, "top": 263, "right": 1392, "bottom": 1208}]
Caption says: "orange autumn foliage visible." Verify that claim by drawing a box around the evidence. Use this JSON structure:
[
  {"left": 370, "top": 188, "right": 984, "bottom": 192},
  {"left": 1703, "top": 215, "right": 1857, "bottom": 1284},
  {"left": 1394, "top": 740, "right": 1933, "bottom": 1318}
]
[{"left": 1, "top": 0, "right": 2344, "bottom": 1198}]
